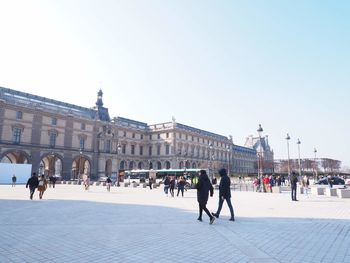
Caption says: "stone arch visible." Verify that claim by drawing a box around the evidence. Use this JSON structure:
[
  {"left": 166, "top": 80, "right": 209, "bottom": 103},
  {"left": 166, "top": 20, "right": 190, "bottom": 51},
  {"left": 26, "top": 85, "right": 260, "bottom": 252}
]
[
  {"left": 0, "top": 150, "right": 30, "bottom": 164},
  {"left": 72, "top": 153, "right": 91, "bottom": 181},
  {"left": 129, "top": 161, "right": 135, "bottom": 170},
  {"left": 120, "top": 160, "right": 126, "bottom": 170}
]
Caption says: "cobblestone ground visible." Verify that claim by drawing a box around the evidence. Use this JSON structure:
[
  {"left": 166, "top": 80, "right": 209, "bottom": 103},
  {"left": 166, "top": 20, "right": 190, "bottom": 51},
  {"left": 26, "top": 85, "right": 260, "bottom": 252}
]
[{"left": 1, "top": 184, "right": 349, "bottom": 263}]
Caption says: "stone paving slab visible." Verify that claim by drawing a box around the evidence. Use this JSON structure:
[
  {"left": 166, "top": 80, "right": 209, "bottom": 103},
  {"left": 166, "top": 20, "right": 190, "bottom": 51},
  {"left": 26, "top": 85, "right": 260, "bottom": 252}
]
[{"left": 1, "top": 185, "right": 349, "bottom": 263}]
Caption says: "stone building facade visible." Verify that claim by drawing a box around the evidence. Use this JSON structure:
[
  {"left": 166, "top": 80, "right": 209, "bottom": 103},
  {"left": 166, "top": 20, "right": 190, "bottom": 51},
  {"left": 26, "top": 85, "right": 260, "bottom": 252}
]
[{"left": 0, "top": 87, "right": 260, "bottom": 180}]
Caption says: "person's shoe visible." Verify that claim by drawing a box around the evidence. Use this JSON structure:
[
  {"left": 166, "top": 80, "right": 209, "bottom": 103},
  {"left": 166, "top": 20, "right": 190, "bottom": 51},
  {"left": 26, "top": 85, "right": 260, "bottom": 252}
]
[
  {"left": 229, "top": 217, "right": 235, "bottom": 221},
  {"left": 197, "top": 217, "right": 202, "bottom": 222},
  {"left": 211, "top": 212, "right": 219, "bottom": 218},
  {"left": 209, "top": 216, "right": 215, "bottom": 225}
]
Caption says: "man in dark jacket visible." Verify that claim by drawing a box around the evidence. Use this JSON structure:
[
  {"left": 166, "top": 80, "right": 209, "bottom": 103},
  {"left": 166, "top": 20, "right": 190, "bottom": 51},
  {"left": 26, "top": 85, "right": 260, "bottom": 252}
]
[
  {"left": 212, "top": 168, "right": 235, "bottom": 221},
  {"left": 196, "top": 170, "right": 215, "bottom": 224},
  {"left": 291, "top": 172, "right": 298, "bottom": 201},
  {"left": 26, "top": 172, "right": 39, "bottom": 200}
]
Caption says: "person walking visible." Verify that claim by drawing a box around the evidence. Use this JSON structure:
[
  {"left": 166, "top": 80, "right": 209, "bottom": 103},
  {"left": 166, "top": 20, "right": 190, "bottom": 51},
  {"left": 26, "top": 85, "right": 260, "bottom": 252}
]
[
  {"left": 302, "top": 175, "right": 309, "bottom": 197},
  {"left": 163, "top": 176, "right": 170, "bottom": 196},
  {"left": 211, "top": 168, "right": 235, "bottom": 221},
  {"left": 12, "top": 174, "right": 17, "bottom": 187},
  {"left": 196, "top": 170, "right": 215, "bottom": 224},
  {"left": 106, "top": 176, "right": 112, "bottom": 192},
  {"left": 26, "top": 172, "right": 39, "bottom": 200},
  {"left": 37, "top": 175, "right": 48, "bottom": 199},
  {"left": 176, "top": 176, "right": 186, "bottom": 197},
  {"left": 169, "top": 176, "right": 176, "bottom": 197},
  {"left": 291, "top": 172, "right": 298, "bottom": 201},
  {"left": 148, "top": 177, "right": 153, "bottom": 190}
]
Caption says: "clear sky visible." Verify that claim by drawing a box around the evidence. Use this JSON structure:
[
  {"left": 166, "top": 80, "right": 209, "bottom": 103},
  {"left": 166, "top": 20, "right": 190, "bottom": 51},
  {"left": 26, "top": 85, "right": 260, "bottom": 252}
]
[{"left": 0, "top": 0, "right": 349, "bottom": 168}]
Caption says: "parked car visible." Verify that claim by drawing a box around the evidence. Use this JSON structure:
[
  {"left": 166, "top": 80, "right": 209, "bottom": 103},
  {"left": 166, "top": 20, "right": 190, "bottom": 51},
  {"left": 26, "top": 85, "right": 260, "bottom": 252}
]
[{"left": 316, "top": 176, "right": 345, "bottom": 185}]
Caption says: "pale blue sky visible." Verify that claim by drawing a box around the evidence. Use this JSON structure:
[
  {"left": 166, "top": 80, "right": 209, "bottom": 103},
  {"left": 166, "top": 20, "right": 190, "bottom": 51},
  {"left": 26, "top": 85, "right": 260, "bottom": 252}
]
[{"left": 0, "top": 0, "right": 349, "bottom": 167}]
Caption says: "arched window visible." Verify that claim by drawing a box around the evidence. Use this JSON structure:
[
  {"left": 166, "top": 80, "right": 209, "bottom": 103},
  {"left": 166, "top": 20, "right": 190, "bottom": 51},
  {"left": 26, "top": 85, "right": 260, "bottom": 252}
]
[
  {"left": 129, "top": 161, "right": 134, "bottom": 170},
  {"left": 138, "top": 162, "right": 143, "bottom": 169},
  {"left": 120, "top": 160, "right": 125, "bottom": 170},
  {"left": 165, "top": 161, "right": 171, "bottom": 169},
  {"left": 157, "top": 161, "right": 162, "bottom": 170}
]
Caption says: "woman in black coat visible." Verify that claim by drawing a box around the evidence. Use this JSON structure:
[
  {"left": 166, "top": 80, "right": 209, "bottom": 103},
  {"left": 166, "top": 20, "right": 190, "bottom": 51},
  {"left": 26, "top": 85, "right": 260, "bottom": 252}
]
[{"left": 196, "top": 170, "right": 215, "bottom": 224}]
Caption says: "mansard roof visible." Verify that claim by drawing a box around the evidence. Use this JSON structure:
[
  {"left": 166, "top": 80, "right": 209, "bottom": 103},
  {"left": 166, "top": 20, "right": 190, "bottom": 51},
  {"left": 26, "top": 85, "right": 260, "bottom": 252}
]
[
  {"left": 0, "top": 86, "right": 97, "bottom": 120},
  {"left": 176, "top": 123, "right": 229, "bottom": 141}
]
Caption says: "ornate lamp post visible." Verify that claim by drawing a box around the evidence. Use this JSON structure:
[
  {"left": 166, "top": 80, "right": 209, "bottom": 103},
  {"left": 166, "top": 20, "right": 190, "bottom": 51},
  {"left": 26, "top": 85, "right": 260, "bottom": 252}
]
[
  {"left": 78, "top": 149, "right": 82, "bottom": 184},
  {"left": 257, "top": 124, "right": 263, "bottom": 191},
  {"left": 286, "top": 133, "right": 291, "bottom": 176},
  {"left": 226, "top": 145, "right": 231, "bottom": 176},
  {"left": 209, "top": 143, "right": 213, "bottom": 179},
  {"left": 116, "top": 143, "right": 121, "bottom": 186},
  {"left": 297, "top": 139, "right": 301, "bottom": 177},
  {"left": 314, "top": 148, "right": 318, "bottom": 182}
]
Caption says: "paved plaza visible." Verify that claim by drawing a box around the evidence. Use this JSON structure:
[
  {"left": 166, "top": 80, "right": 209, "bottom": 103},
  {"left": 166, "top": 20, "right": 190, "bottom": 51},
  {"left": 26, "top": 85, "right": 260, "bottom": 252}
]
[{"left": 1, "top": 184, "right": 350, "bottom": 263}]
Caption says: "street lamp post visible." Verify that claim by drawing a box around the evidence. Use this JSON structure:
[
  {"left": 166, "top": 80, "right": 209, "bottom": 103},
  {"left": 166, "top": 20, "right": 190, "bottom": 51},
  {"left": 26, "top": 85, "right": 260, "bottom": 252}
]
[
  {"left": 286, "top": 133, "right": 291, "bottom": 176},
  {"left": 257, "top": 124, "right": 263, "bottom": 192},
  {"left": 314, "top": 148, "right": 318, "bottom": 182},
  {"left": 297, "top": 139, "right": 302, "bottom": 177},
  {"left": 116, "top": 143, "right": 121, "bottom": 186},
  {"left": 78, "top": 149, "right": 82, "bottom": 184},
  {"left": 226, "top": 145, "right": 230, "bottom": 177},
  {"left": 209, "top": 143, "right": 213, "bottom": 179}
]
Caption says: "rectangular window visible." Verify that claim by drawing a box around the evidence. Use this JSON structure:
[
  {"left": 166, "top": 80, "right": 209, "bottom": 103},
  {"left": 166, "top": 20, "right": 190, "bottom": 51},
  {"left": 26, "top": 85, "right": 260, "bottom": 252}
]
[
  {"left": 166, "top": 133, "right": 169, "bottom": 138},
  {"left": 122, "top": 144, "right": 126, "bottom": 154},
  {"left": 79, "top": 138, "right": 85, "bottom": 150},
  {"left": 81, "top": 123, "right": 86, "bottom": 130},
  {"left": 140, "top": 146, "right": 143, "bottom": 156},
  {"left": 12, "top": 128, "right": 21, "bottom": 144},
  {"left": 123, "top": 131, "right": 126, "bottom": 137},
  {"left": 157, "top": 134, "right": 161, "bottom": 139},
  {"left": 131, "top": 145, "right": 135, "bottom": 155},
  {"left": 140, "top": 134, "right": 143, "bottom": 140},
  {"left": 16, "top": 111, "right": 23, "bottom": 120},
  {"left": 157, "top": 145, "right": 161, "bottom": 155},
  {"left": 166, "top": 144, "right": 170, "bottom": 155},
  {"left": 149, "top": 134, "right": 152, "bottom": 140},
  {"left": 106, "top": 140, "right": 111, "bottom": 153},
  {"left": 132, "top": 133, "right": 135, "bottom": 138},
  {"left": 49, "top": 132, "right": 56, "bottom": 148},
  {"left": 149, "top": 146, "right": 152, "bottom": 156},
  {"left": 52, "top": 118, "right": 57, "bottom": 125}
]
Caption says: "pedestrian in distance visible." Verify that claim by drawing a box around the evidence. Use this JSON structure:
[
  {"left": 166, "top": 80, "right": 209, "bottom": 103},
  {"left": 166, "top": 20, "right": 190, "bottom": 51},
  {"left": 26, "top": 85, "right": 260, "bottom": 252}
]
[
  {"left": 196, "top": 170, "right": 215, "bottom": 224},
  {"left": 169, "top": 176, "right": 176, "bottom": 197},
  {"left": 302, "top": 175, "right": 309, "bottom": 197},
  {"left": 163, "top": 176, "right": 170, "bottom": 196},
  {"left": 148, "top": 177, "right": 153, "bottom": 190},
  {"left": 12, "top": 174, "right": 17, "bottom": 187},
  {"left": 38, "top": 175, "right": 48, "bottom": 199},
  {"left": 176, "top": 176, "right": 186, "bottom": 197},
  {"left": 212, "top": 168, "right": 235, "bottom": 221},
  {"left": 291, "top": 172, "right": 298, "bottom": 201},
  {"left": 106, "top": 176, "right": 112, "bottom": 192},
  {"left": 26, "top": 172, "right": 39, "bottom": 200}
]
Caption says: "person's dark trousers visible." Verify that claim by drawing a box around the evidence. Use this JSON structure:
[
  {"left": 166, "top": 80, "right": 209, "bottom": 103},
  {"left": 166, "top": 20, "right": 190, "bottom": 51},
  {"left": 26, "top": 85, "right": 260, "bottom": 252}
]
[
  {"left": 149, "top": 183, "right": 152, "bottom": 190},
  {"left": 291, "top": 186, "right": 297, "bottom": 201},
  {"left": 29, "top": 187, "right": 36, "bottom": 200},
  {"left": 215, "top": 197, "right": 234, "bottom": 218},
  {"left": 199, "top": 204, "right": 212, "bottom": 219},
  {"left": 177, "top": 186, "right": 184, "bottom": 197}
]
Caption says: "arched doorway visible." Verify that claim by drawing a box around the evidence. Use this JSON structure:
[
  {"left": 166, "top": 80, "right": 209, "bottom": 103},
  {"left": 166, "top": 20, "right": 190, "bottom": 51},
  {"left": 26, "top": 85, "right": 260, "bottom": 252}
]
[
  {"left": 72, "top": 154, "right": 90, "bottom": 181},
  {"left": 129, "top": 161, "right": 135, "bottom": 170},
  {"left": 0, "top": 150, "right": 29, "bottom": 164},
  {"left": 105, "top": 159, "right": 112, "bottom": 177},
  {"left": 39, "top": 153, "right": 63, "bottom": 178},
  {"left": 138, "top": 162, "right": 143, "bottom": 169}
]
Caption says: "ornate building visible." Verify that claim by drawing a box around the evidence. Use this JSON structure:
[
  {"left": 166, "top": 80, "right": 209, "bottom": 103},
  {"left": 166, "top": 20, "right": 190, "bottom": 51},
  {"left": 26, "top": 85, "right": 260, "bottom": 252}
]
[
  {"left": 244, "top": 134, "right": 274, "bottom": 174},
  {"left": 1, "top": 87, "right": 261, "bottom": 180}
]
